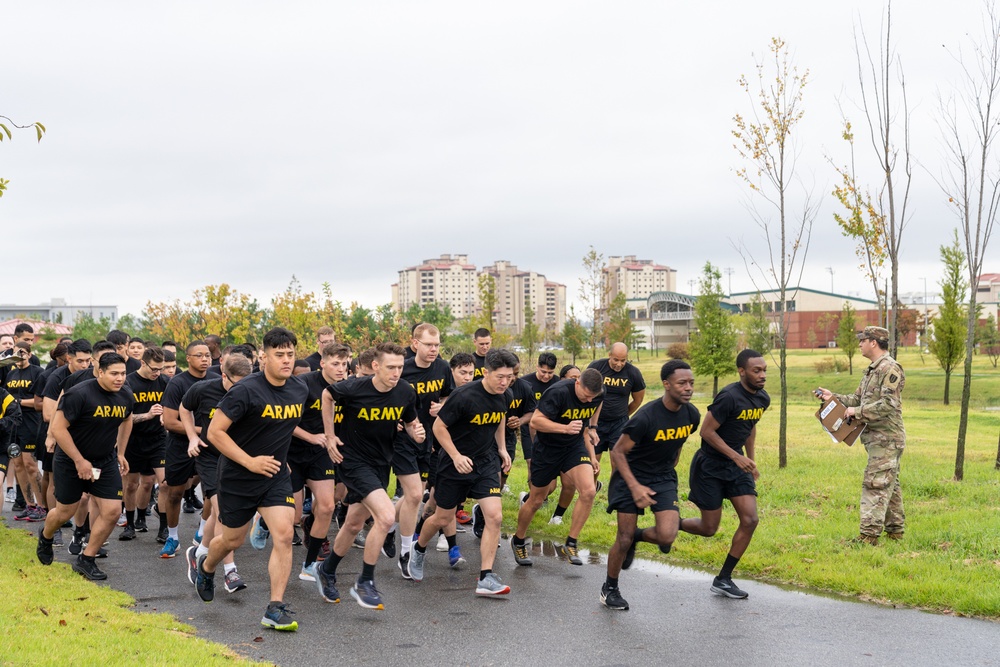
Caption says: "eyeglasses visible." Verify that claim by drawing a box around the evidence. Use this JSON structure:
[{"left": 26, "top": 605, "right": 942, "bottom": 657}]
[
  {"left": 188, "top": 353, "right": 212, "bottom": 359},
  {"left": 144, "top": 361, "right": 164, "bottom": 373}
]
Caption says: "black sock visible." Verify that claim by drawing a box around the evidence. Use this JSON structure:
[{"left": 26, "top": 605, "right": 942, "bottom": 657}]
[
  {"left": 321, "top": 550, "right": 344, "bottom": 575},
  {"left": 566, "top": 536, "right": 577, "bottom": 548},
  {"left": 719, "top": 553, "right": 740, "bottom": 579},
  {"left": 415, "top": 516, "right": 426, "bottom": 536},
  {"left": 81, "top": 554, "right": 95, "bottom": 563},
  {"left": 158, "top": 511, "right": 167, "bottom": 530},
  {"left": 554, "top": 504, "right": 568, "bottom": 518},
  {"left": 659, "top": 543, "right": 672, "bottom": 554},
  {"left": 512, "top": 535, "right": 525, "bottom": 546},
  {"left": 633, "top": 527, "right": 645, "bottom": 544},
  {"left": 479, "top": 569, "right": 492, "bottom": 579},
  {"left": 126, "top": 509, "right": 135, "bottom": 527},
  {"left": 137, "top": 505, "right": 147, "bottom": 516},
  {"left": 81, "top": 516, "right": 90, "bottom": 532},
  {"left": 415, "top": 543, "right": 426, "bottom": 554},
  {"left": 446, "top": 534, "right": 457, "bottom": 549},
  {"left": 305, "top": 535, "right": 322, "bottom": 566},
  {"left": 606, "top": 575, "right": 619, "bottom": 589},
  {"left": 360, "top": 562, "right": 375, "bottom": 581}
]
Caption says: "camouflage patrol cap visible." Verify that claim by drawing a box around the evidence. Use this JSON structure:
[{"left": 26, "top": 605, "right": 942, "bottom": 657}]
[{"left": 857, "top": 326, "right": 890, "bottom": 342}]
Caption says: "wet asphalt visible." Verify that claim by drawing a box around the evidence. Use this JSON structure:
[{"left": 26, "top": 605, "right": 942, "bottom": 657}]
[{"left": 10, "top": 506, "right": 1000, "bottom": 667}]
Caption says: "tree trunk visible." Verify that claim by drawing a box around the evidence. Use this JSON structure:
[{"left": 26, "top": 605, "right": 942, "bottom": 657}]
[
  {"left": 995, "top": 428, "right": 1000, "bottom": 470},
  {"left": 713, "top": 375, "right": 719, "bottom": 399},
  {"left": 955, "top": 294, "right": 978, "bottom": 481},
  {"left": 944, "top": 369, "right": 951, "bottom": 406},
  {"left": 779, "top": 344, "right": 788, "bottom": 468}
]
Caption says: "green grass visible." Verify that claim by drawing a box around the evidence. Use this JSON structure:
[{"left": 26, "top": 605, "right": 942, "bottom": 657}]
[
  {"left": 0, "top": 524, "right": 255, "bottom": 666},
  {"left": 501, "top": 347, "right": 1000, "bottom": 618}
]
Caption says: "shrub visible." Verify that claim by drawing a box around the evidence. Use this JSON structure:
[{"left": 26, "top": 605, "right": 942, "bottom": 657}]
[{"left": 667, "top": 342, "right": 690, "bottom": 360}]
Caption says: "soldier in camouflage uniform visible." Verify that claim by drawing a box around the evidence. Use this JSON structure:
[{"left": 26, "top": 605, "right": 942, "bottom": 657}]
[{"left": 817, "top": 326, "right": 905, "bottom": 546}]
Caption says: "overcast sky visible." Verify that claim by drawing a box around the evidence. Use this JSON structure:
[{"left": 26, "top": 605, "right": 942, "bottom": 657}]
[{"left": 1, "top": 1, "right": 994, "bottom": 318}]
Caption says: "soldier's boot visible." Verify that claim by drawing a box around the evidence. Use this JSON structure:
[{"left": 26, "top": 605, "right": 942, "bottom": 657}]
[
  {"left": 884, "top": 532, "right": 904, "bottom": 541},
  {"left": 852, "top": 534, "right": 879, "bottom": 546}
]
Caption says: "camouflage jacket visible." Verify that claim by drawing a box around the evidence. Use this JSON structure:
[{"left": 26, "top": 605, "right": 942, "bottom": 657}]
[{"left": 833, "top": 353, "right": 905, "bottom": 446}]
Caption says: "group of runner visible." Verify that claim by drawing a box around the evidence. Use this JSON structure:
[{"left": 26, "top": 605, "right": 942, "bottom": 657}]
[{"left": 1, "top": 321, "right": 770, "bottom": 631}]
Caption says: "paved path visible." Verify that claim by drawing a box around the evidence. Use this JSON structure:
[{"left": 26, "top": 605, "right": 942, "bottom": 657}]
[{"left": 17, "top": 508, "right": 1000, "bottom": 667}]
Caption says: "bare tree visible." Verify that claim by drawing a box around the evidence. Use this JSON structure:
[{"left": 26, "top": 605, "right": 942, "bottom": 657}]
[
  {"left": 579, "top": 246, "right": 608, "bottom": 360},
  {"left": 847, "top": 2, "right": 913, "bottom": 357},
  {"left": 732, "top": 37, "right": 816, "bottom": 469},
  {"left": 937, "top": 1, "right": 1000, "bottom": 480}
]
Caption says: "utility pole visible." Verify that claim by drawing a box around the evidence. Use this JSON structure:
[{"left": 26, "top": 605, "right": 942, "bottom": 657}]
[
  {"left": 688, "top": 279, "right": 696, "bottom": 296},
  {"left": 724, "top": 267, "right": 735, "bottom": 295},
  {"left": 921, "top": 276, "right": 928, "bottom": 348},
  {"left": 826, "top": 267, "right": 835, "bottom": 293}
]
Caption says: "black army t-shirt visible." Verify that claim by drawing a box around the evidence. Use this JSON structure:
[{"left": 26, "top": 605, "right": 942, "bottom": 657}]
[
  {"left": 125, "top": 371, "right": 168, "bottom": 450},
  {"left": 162, "top": 371, "right": 208, "bottom": 448},
  {"left": 437, "top": 380, "right": 508, "bottom": 459},
  {"left": 216, "top": 373, "right": 308, "bottom": 491},
  {"left": 42, "top": 365, "right": 73, "bottom": 402},
  {"left": 701, "top": 381, "right": 770, "bottom": 460},
  {"left": 504, "top": 377, "right": 535, "bottom": 445},
  {"left": 5, "top": 364, "right": 44, "bottom": 434},
  {"left": 328, "top": 375, "right": 417, "bottom": 466},
  {"left": 534, "top": 378, "right": 604, "bottom": 450},
  {"left": 397, "top": 356, "right": 454, "bottom": 450},
  {"left": 57, "top": 379, "right": 134, "bottom": 462},
  {"left": 304, "top": 351, "right": 322, "bottom": 372},
  {"left": 126, "top": 357, "right": 142, "bottom": 374},
  {"left": 587, "top": 359, "right": 646, "bottom": 420},
  {"left": 182, "top": 377, "right": 229, "bottom": 457},
  {"left": 622, "top": 400, "right": 701, "bottom": 479},
  {"left": 290, "top": 370, "right": 329, "bottom": 449},
  {"left": 472, "top": 353, "right": 487, "bottom": 380}
]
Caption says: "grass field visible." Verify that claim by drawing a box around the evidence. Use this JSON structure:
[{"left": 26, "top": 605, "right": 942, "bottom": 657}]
[
  {"left": 502, "top": 346, "right": 1000, "bottom": 618},
  {"left": 0, "top": 523, "right": 256, "bottom": 665}
]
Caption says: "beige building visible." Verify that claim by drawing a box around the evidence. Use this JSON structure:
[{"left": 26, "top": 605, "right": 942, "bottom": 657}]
[
  {"left": 544, "top": 281, "right": 567, "bottom": 333},
  {"left": 480, "top": 260, "right": 565, "bottom": 333},
  {"left": 602, "top": 255, "right": 677, "bottom": 310},
  {"left": 392, "top": 254, "right": 479, "bottom": 319}
]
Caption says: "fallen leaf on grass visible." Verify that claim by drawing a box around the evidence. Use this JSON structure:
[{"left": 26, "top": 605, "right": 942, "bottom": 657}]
[
  {"left": 797, "top": 534, "right": 815, "bottom": 539},
  {"left": 59, "top": 620, "right": 67, "bottom": 626},
  {"left": 802, "top": 558, "right": 814, "bottom": 563},
  {"left": 39, "top": 607, "right": 48, "bottom": 616},
  {"left": 937, "top": 541, "right": 952, "bottom": 550},
  {"left": 253, "top": 637, "right": 264, "bottom": 643}
]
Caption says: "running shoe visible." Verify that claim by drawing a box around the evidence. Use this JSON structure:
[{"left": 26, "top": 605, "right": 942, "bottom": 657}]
[
  {"left": 261, "top": 602, "right": 298, "bottom": 631},
  {"left": 302, "top": 496, "right": 313, "bottom": 515},
  {"left": 448, "top": 545, "right": 465, "bottom": 569},
  {"left": 27, "top": 506, "right": 48, "bottom": 522},
  {"left": 183, "top": 499, "right": 196, "bottom": 514},
  {"left": 595, "top": 480, "right": 603, "bottom": 494},
  {"left": 350, "top": 579, "right": 385, "bottom": 610},
  {"left": 436, "top": 533, "right": 448, "bottom": 552},
  {"left": 471, "top": 503, "right": 484, "bottom": 539},
  {"left": 250, "top": 515, "right": 269, "bottom": 550},
  {"left": 559, "top": 543, "right": 583, "bottom": 566},
  {"left": 352, "top": 530, "right": 366, "bottom": 549},
  {"left": 299, "top": 562, "right": 318, "bottom": 582},
  {"left": 186, "top": 546, "right": 198, "bottom": 585},
  {"left": 11, "top": 501, "right": 26, "bottom": 512},
  {"left": 502, "top": 484, "right": 510, "bottom": 494},
  {"left": 622, "top": 537, "right": 638, "bottom": 570},
  {"left": 36, "top": 527, "right": 54, "bottom": 565},
  {"left": 511, "top": 538, "right": 533, "bottom": 566},
  {"left": 475, "top": 572, "right": 510, "bottom": 596},
  {"left": 548, "top": 515, "right": 563, "bottom": 526},
  {"left": 518, "top": 491, "right": 529, "bottom": 508},
  {"left": 381, "top": 529, "right": 397, "bottom": 559},
  {"left": 316, "top": 566, "right": 340, "bottom": 603},
  {"left": 408, "top": 547, "right": 425, "bottom": 582},
  {"left": 196, "top": 555, "right": 215, "bottom": 602},
  {"left": 710, "top": 576, "right": 749, "bottom": 599},
  {"left": 192, "top": 530, "right": 202, "bottom": 547},
  {"left": 68, "top": 532, "right": 84, "bottom": 556},
  {"left": 456, "top": 508, "right": 472, "bottom": 525},
  {"left": 317, "top": 539, "right": 331, "bottom": 561},
  {"left": 292, "top": 527, "right": 302, "bottom": 547},
  {"left": 14, "top": 507, "right": 32, "bottom": 521},
  {"left": 119, "top": 525, "right": 136, "bottom": 541},
  {"left": 134, "top": 515, "right": 147, "bottom": 532},
  {"left": 189, "top": 493, "right": 203, "bottom": 510},
  {"left": 156, "top": 526, "right": 168, "bottom": 544},
  {"left": 52, "top": 529, "right": 63, "bottom": 547},
  {"left": 398, "top": 552, "right": 412, "bottom": 580},
  {"left": 160, "top": 536, "right": 179, "bottom": 558},
  {"left": 600, "top": 583, "right": 629, "bottom": 610},
  {"left": 4, "top": 488, "right": 14, "bottom": 503},
  {"left": 224, "top": 569, "right": 247, "bottom": 593},
  {"left": 72, "top": 556, "right": 107, "bottom": 581},
  {"left": 116, "top": 512, "right": 127, "bottom": 527}
]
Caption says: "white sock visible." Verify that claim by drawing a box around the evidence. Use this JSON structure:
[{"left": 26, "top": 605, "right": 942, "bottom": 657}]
[
  {"left": 224, "top": 562, "right": 237, "bottom": 574},
  {"left": 168, "top": 526, "right": 179, "bottom": 540},
  {"left": 198, "top": 518, "right": 207, "bottom": 533},
  {"left": 196, "top": 544, "right": 209, "bottom": 559},
  {"left": 401, "top": 534, "right": 413, "bottom": 555},
  {"left": 391, "top": 522, "right": 398, "bottom": 534}
]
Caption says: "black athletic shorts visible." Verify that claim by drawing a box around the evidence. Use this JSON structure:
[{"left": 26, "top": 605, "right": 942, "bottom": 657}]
[
  {"left": 338, "top": 458, "right": 390, "bottom": 505},
  {"left": 530, "top": 442, "right": 592, "bottom": 489},
  {"left": 288, "top": 445, "right": 336, "bottom": 493},
  {"left": 606, "top": 470, "right": 679, "bottom": 515},
  {"left": 125, "top": 445, "right": 166, "bottom": 477},
  {"left": 42, "top": 448, "right": 54, "bottom": 473},
  {"left": 15, "top": 426, "right": 38, "bottom": 454},
  {"left": 164, "top": 442, "right": 197, "bottom": 487},
  {"left": 687, "top": 449, "right": 757, "bottom": 511},
  {"left": 595, "top": 415, "right": 630, "bottom": 455},
  {"left": 53, "top": 450, "right": 123, "bottom": 505},
  {"left": 217, "top": 474, "right": 295, "bottom": 529},
  {"left": 521, "top": 435, "right": 536, "bottom": 462},
  {"left": 0, "top": 452, "right": 8, "bottom": 477},
  {"left": 433, "top": 453, "right": 502, "bottom": 511},
  {"left": 391, "top": 438, "right": 430, "bottom": 480},
  {"left": 194, "top": 451, "right": 221, "bottom": 499}
]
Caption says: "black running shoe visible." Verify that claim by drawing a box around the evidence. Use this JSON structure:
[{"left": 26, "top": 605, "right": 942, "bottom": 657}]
[
  {"left": 292, "top": 526, "right": 303, "bottom": 547},
  {"left": 398, "top": 552, "right": 412, "bottom": 580},
  {"left": 68, "top": 532, "right": 84, "bottom": 555},
  {"left": 196, "top": 555, "right": 215, "bottom": 602},
  {"left": 189, "top": 494, "right": 203, "bottom": 510},
  {"left": 710, "top": 576, "right": 749, "bottom": 599},
  {"left": 182, "top": 500, "right": 196, "bottom": 514},
  {"left": 622, "top": 538, "right": 638, "bottom": 570},
  {"left": 261, "top": 602, "right": 298, "bottom": 631},
  {"left": 472, "top": 503, "right": 485, "bottom": 540},
  {"left": 381, "top": 529, "right": 396, "bottom": 559},
  {"left": 186, "top": 545, "right": 198, "bottom": 585},
  {"left": 600, "top": 583, "right": 629, "bottom": 610},
  {"left": 72, "top": 556, "right": 107, "bottom": 581},
  {"left": 156, "top": 526, "right": 169, "bottom": 544},
  {"left": 37, "top": 527, "right": 54, "bottom": 565},
  {"left": 119, "top": 525, "right": 136, "bottom": 541},
  {"left": 134, "top": 515, "right": 147, "bottom": 532}
]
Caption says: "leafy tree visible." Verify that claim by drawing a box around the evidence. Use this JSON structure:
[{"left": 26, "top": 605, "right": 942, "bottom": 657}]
[
  {"left": 520, "top": 299, "right": 542, "bottom": 366},
  {"left": 478, "top": 274, "right": 498, "bottom": 330},
  {"left": 928, "top": 232, "right": 968, "bottom": 405},
  {"left": 896, "top": 307, "right": 917, "bottom": 347},
  {"left": 579, "top": 246, "right": 608, "bottom": 360},
  {"left": 690, "top": 263, "right": 738, "bottom": 397},
  {"left": 733, "top": 37, "right": 815, "bottom": 469},
  {"left": 835, "top": 302, "right": 859, "bottom": 374},
  {"left": 70, "top": 313, "right": 117, "bottom": 343},
  {"left": 561, "top": 305, "right": 587, "bottom": 365},
  {"left": 603, "top": 292, "right": 633, "bottom": 348},
  {"left": 268, "top": 276, "right": 330, "bottom": 357},
  {"left": 743, "top": 294, "right": 772, "bottom": 357},
  {"left": 977, "top": 313, "right": 1000, "bottom": 368}
]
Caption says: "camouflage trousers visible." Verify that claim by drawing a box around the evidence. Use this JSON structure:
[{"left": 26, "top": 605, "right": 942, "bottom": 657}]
[{"left": 860, "top": 442, "right": 904, "bottom": 537}]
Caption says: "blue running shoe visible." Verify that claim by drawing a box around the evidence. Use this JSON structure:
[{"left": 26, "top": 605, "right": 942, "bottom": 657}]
[
  {"left": 350, "top": 579, "right": 385, "bottom": 610},
  {"left": 250, "top": 515, "right": 269, "bottom": 550},
  {"left": 160, "top": 536, "right": 179, "bottom": 558},
  {"left": 448, "top": 545, "right": 466, "bottom": 568}
]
